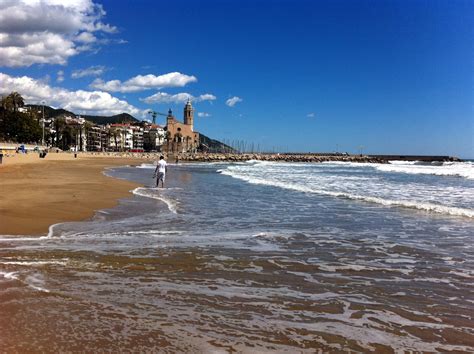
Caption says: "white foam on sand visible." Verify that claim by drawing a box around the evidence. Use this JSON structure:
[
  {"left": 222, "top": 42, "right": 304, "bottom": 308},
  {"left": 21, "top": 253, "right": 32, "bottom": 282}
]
[
  {"left": 0, "top": 260, "right": 68, "bottom": 266},
  {"left": 42, "top": 222, "right": 63, "bottom": 239},
  {"left": 24, "top": 273, "right": 50, "bottom": 292},
  {"left": 136, "top": 163, "right": 156, "bottom": 169},
  {"left": 0, "top": 271, "right": 19, "bottom": 281},
  {"left": 132, "top": 187, "right": 178, "bottom": 214},
  {"left": 0, "top": 270, "right": 50, "bottom": 292}
]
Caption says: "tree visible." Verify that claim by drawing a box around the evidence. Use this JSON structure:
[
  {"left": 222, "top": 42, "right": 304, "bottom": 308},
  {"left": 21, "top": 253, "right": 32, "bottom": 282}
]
[
  {"left": 52, "top": 117, "right": 74, "bottom": 150},
  {"left": 0, "top": 110, "right": 41, "bottom": 143},
  {"left": 110, "top": 128, "right": 120, "bottom": 151},
  {"left": 0, "top": 92, "right": 28, "bottom": 142},
  {"left": 9, "top": 92, "right": 25, "bottom": 112},
  {"left": 1, "top": 92, "right": 24, "bottom": 112},
  {"left": 0, "top": 94, "right": 13, "bottom": 111}
]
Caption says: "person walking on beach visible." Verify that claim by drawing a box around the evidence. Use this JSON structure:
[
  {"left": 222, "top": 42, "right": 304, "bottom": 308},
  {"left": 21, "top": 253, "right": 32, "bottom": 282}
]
[{"left": 154, "top": 156, "right": 168, "bottom": 188}]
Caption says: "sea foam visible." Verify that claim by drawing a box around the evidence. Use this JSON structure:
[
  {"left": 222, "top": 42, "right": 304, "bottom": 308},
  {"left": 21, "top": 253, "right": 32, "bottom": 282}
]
[
  {"left": 132, "top": 187, "right": 178, "bottom": 214},
  {"left": 376, "top": 161, "right": 474, "bottom": 180},
  {"left": 220, "top": 163, "right": 474, "bottom": 218}
]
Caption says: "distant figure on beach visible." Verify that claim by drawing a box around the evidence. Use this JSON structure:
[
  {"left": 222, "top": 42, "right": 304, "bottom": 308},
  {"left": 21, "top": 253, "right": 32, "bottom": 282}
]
[{"left": 154, "top": 156, "right": 167, "bottom": 188}]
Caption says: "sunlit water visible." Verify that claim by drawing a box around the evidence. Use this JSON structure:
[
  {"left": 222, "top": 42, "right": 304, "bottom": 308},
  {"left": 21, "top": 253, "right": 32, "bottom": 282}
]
[{"left": 1, "top": 161, "right": 473, "bottom": 352}]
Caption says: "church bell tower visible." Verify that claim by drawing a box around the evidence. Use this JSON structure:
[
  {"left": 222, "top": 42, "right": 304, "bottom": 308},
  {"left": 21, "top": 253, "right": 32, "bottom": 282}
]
[{"left": 183, "top": 98, "right": 194, "bottom": 130}]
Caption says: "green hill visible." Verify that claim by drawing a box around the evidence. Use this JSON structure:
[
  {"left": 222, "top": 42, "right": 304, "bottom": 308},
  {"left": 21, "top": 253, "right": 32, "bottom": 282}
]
[
  {"left": 199, "top": 133, "right": 236, "bottom": 153},
  {"left": 81, "top": 113, "right": 139, "bottom": 125},
  {"left": 25, "top": 105, "right": 139, "bottom": 125},
  {"left": 26, "top": 105, "right": 75, "bottom": 119}
]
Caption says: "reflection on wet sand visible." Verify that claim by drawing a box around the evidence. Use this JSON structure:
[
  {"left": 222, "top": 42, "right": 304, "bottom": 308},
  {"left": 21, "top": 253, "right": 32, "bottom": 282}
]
[{"left": 1, "top": 163, "right": 474, "bottom": 352}]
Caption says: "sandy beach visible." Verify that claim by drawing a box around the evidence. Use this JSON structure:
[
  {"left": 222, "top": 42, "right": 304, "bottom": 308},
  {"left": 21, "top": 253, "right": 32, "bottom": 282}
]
[{"left": 0, "top": 152, "right": 144, "bottom": 236}]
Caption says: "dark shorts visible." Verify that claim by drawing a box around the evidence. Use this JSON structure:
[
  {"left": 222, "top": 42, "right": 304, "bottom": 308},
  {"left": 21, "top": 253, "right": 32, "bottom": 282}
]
[{"left": 157, "top": 172, "right": 165, "bottom": 182}]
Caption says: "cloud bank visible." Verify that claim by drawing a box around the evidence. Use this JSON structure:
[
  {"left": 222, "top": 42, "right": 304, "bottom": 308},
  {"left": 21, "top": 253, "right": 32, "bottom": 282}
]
[
  {"left": 90, "top": 72, "right": 198, "bottom": 93},
  {"left": 0, "top": 72, "right": 143, "bottom": 117},
  {"left": 0, "top": 0, "right": 117, "bottom": 67}
]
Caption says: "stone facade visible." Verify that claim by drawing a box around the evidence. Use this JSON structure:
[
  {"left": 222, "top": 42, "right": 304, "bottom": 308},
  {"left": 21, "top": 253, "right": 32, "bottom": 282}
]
[{"left": 165, "top": 100, "right": 199, "bottom": 153}]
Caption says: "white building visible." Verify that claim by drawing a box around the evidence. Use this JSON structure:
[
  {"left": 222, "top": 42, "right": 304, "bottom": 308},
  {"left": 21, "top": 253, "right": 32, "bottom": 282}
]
[{"left": 143, "top": 124, "right": 165, "bottom": 151}]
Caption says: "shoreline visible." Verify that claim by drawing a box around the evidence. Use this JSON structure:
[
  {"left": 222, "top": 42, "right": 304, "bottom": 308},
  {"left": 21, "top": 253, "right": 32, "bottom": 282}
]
[{"left": 0, "top": 153, "right": 145, "bottom": 236}]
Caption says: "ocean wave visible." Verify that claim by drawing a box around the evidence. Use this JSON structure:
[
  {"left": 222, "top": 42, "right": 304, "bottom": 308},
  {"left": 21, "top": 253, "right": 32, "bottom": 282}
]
[
  {"left": 320, "top": 160, "right": 474, "bottom": 179},
  {"left": 132, "top": 187, "right": 178, "bottom": 214},
  {"left": 387, "top": 160, "right": 420, "bottom": 165},
  {"left": 375, "top": 162, "right": 474, "bottom": 180},
  {"left": 220, "top": 170, "right": 474, "bottom": 218}
]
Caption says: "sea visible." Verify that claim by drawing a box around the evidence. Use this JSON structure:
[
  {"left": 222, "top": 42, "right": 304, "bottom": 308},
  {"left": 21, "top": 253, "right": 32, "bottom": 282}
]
[{"left": 1, "top": 160, "right": 473, "bottom": 352}]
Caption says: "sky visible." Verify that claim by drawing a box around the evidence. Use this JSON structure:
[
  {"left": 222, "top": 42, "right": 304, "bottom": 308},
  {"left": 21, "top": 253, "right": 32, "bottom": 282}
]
[{"left": 0, "top": 0, "right": 472, "bottom": 157}]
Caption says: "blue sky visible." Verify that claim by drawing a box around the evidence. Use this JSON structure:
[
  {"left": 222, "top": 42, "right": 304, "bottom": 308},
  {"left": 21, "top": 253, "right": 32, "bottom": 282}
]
[{"left": 1, "top": 0, "right": 472, "bottom": 157}]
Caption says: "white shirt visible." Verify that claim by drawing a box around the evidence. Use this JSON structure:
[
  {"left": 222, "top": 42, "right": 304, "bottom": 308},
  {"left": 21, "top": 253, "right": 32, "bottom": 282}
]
[{"left": 158, "top": 160, "right": 167, "bottom": 173}]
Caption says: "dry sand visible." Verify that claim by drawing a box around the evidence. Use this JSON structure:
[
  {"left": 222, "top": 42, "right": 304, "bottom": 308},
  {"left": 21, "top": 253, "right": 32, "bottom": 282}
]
[{"left": 0, "top": 152, "right": 145, "bottom": 236}]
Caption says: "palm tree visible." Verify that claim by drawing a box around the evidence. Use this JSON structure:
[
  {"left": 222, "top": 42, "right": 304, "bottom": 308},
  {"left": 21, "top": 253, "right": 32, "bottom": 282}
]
[
  {"left": 8, "top": 92, "right": 24, "bottom": 112},
  {"left": 105, "top": 129, "right": 112, "bottom": 151},
  {"left": 83, "top": 121, "right": 93, "bottom": 151},
  {"left": 111, "top": 128, "right": 120, "bottom": 151},
  {"left": 1, "top": 94, "right": 14, "bottom": 111},
  {"left": 165, "top": 131, "right": 172, "bottom": 152}
]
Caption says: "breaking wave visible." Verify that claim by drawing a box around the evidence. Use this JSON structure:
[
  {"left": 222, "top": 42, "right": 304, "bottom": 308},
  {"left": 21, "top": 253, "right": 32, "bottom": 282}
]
[
  {"left": 220, "top": 162, "right": 474, "bottom": 218},
  {"left": 377, "top": 161, "right": 474, "bottom": 180}
]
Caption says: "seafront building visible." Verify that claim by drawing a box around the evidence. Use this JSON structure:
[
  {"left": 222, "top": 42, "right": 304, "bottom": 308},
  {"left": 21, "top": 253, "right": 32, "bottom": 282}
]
[
  {"left": 143, "top": 124, "right": 165, "bottom": 151},
  {"left": 23, "top": 101, "right": 199, "bottom": 153},
  {"left": 165, "top": 99, "right": 200, "bottom": 153}
]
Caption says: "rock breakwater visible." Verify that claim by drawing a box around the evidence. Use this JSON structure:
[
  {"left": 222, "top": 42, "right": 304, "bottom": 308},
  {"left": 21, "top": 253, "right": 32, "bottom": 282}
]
[
  {"left": 176, "top": 153, "right": 386, "bottom": 163},
  {"left": 84, "top": 152, "right": 385, "bottom": 163}
]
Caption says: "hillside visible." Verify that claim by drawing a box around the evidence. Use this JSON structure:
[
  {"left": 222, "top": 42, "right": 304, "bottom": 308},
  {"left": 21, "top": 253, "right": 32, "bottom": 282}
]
[
  {"left": 199, "top": 133, "right": 236, "bottom": 153},
  {"left": 81, "top": 113, "right": 139, "bottom": 125},
  {"left": 26, "top": 105, "right": 75, "bottom": 119},
  {"left": 25, "top": 105, "right": 139, "bottom": 125}
]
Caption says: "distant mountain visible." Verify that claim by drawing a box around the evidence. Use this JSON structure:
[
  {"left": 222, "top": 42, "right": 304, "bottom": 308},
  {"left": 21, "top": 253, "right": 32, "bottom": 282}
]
[
  {"left": 26, "top": 104, "right": 75, "bottom": 119},
  {"left": 199, "top": 133, "right": 236, "bottom": 153},
  {"left": 81, "top": 113, "right": 139, "bottom": 125},
  {"left": 25, "top": 105, "right": 139, "bottom": 125}
]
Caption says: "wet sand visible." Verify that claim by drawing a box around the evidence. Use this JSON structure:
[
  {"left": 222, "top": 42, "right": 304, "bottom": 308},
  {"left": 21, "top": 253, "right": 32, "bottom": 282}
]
[{"left": 0, "top": 153, "right": 144, "bottom": 236}]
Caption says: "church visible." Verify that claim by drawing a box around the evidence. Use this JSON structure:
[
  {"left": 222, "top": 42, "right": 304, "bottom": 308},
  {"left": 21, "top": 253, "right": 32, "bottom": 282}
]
[{"left": 165, "top": 99, "right": 200, "bottom": 153}]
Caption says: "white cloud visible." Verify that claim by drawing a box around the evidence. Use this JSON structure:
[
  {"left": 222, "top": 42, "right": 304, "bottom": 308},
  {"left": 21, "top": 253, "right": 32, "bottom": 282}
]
[
  {"left": 75, "top": 31, "right": 97, "bottom": 44},
  {"left": 307, "top": 112, "right": 315, "bottom": 118},
  {"left": 198, "top": 112, "right": 211, "bottom": 117},
  {"left": 198, "top": 94, "right": 216, "bottom": 101},
  {"left": 90, "top": 72, "right": 198, "bottom": 93},
  {"left": 0, "top": 0, "right": 117, "bottom": 67},
  {"left": 226, "top": 96, "right": 242, "bottom": 107},
  {"left": 72, "top": 65, "right": 108, "bottom": 79},
  {"left": 57, "top": 70, "right": 64, "bottom": 83},
  {"left": 141, "top": 92, "right": 216, "bottom": 104},
  {"left": 0, "top": 72, "right": 144, "bottom": 117}
]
